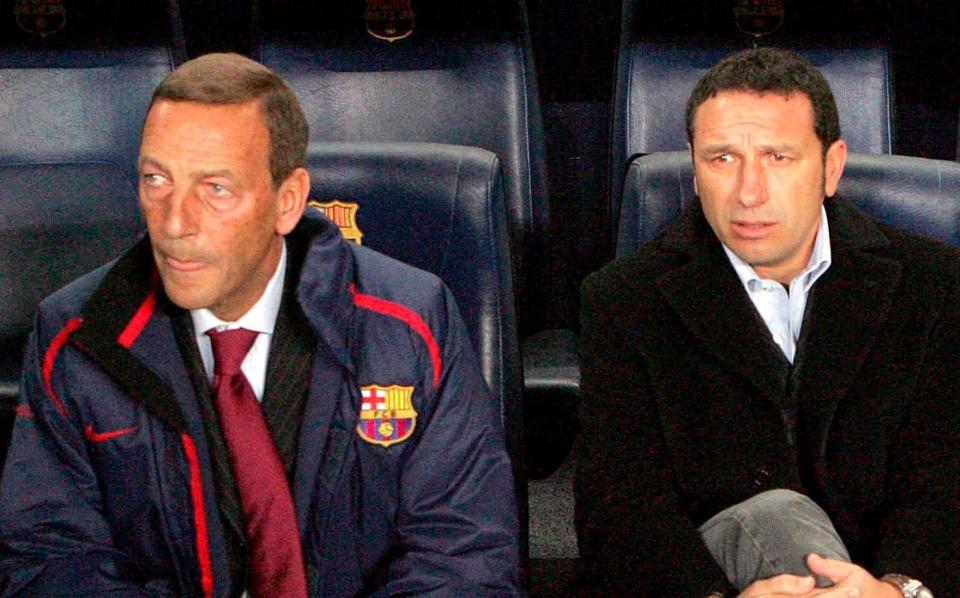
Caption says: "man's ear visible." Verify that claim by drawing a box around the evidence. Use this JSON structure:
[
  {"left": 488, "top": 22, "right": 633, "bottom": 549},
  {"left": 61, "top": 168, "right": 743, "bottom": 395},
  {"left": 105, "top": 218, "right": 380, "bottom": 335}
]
[
  {"left": 275, "top": 167, "right": 310, "bottom": 235},
  {"left": 823, "top": 139, "right": 847, "bottom": 198}
]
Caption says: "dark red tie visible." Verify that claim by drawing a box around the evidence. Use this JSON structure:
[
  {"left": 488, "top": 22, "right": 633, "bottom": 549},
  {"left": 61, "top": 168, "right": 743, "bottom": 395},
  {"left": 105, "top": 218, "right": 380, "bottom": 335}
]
[{"left": 207, "top": 328, "right": 307, "bottom": 598}]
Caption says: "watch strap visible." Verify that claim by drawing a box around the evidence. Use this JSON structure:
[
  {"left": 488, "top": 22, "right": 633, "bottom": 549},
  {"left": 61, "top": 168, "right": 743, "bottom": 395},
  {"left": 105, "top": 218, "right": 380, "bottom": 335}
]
[{"left": 880, "top": 573, "right": 933, "bottom": 598}]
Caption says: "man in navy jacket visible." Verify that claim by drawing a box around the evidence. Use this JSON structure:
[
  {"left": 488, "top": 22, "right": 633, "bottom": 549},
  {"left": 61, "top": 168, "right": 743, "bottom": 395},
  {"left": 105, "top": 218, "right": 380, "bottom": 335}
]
[{"left": 0, "top": 53, "right": 520, "bottom": 596}]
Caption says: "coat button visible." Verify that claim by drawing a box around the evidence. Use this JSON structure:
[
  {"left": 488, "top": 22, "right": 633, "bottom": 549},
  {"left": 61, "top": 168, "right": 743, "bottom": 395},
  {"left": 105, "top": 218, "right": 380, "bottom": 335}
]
[{"left": 752, "top": 468, "right": 771, "bottom": 488}]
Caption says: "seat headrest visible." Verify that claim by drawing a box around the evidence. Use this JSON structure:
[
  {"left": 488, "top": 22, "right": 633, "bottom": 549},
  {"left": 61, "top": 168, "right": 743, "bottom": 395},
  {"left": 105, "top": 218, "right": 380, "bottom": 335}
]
[
  {"left": 617, "top": 42, "right": 893, "bottom": 156},
  {"left": 304, "top": 141, "right": 517, "bottom": 385}
]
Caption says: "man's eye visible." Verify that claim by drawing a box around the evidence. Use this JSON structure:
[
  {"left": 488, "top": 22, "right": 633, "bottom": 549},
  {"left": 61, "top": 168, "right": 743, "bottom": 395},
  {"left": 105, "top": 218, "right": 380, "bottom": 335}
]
[
  {"left": 209, "top": 183, "right": 230, "bottom": 197},
  {"left": 142, "top": 173, "right": 166, "bottom": 186},
  {"left": 771, "top": 153, "right": 790, "bottom": 162},
  {"left": 713, "top": 154, "right": 734, "bottom": 163}
]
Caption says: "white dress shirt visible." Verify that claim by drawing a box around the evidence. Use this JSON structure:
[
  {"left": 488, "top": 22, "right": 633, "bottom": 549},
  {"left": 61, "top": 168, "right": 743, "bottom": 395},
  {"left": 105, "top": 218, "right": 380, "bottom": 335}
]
[
  {"left": 190, "top": 242, "right": 286, "bottom": 401},
  {"left": 721, "top": 207, "right": 832, "bottom": 364}
]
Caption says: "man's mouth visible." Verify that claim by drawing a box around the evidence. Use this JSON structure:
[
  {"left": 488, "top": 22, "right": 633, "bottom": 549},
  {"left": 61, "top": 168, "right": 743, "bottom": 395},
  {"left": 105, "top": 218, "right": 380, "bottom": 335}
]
[
  {"left": 163, "top": 254, "right": 207, "bottom": 272},
  {"left": 731, "top": 220, "right": 776, "bottom": 239}
]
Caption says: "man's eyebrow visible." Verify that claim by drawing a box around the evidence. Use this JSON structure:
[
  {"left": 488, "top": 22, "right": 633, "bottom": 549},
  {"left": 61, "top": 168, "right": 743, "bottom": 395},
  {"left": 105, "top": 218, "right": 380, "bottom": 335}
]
[
  {"left": 138, "top": 156, "right": 167, "bottom": 172},
  {"left": 196, "top": 169, "right": 237, "bottom": 181},
  {"left": 756, "top": 143, "right": 801, "bottom": 154},
  {"left": 698, "top": 143, "right": 735, "bottom": 155},
  {"left": 136, "top": 158, "right": 237, "bottom": 181}
]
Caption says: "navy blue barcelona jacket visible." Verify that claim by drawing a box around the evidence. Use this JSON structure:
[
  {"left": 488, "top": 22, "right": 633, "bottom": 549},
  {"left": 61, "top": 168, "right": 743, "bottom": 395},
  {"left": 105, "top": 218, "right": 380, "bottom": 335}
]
[{"left": 0, "top": 212, "right": 521, "bottom": 596}]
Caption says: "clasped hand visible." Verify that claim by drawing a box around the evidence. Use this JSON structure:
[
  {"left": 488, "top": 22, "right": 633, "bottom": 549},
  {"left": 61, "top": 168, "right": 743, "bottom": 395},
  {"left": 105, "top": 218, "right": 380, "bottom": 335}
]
[{"left": 736, "top": 555, "right": 902, "bottom": 598}]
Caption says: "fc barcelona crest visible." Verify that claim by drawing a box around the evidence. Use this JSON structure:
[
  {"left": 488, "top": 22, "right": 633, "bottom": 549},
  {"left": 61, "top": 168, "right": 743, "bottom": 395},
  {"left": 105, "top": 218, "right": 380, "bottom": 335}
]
[
  {"left": 14, "top": 0, "right": 67, "bottom": 38},
  {"left": 733, "top": 0, "right": 784, "bottom": 39},
  {"left": 358, "top": 385, "right": 417, "bottom": 447},
  {"left": 309, "top": 200, "right": 364, "bottom": 245},
  {"left": 364, "top": 0, "right": 415, "bottom": 43}
]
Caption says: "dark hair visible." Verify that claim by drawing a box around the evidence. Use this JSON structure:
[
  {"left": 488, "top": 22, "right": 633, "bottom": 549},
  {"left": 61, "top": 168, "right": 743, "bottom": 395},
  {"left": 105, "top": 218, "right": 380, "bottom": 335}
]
[
  {"left": 685, "top": 47, "right": 840, "bottom": 154},
  {"left": 149, "top": 53, "right": 308, "bottom": 189}
]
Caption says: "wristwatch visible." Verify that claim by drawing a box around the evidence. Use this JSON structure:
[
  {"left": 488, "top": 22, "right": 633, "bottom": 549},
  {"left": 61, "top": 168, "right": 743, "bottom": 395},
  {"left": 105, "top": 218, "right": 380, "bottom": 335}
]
[{"left": 880, "top": 574, "right": 934, "bottom": 598}]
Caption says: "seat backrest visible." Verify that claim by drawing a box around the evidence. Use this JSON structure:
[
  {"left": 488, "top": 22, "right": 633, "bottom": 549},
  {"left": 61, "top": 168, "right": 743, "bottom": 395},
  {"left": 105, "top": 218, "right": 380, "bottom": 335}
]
[
  {"left": 616, "top": 151, "right": 960, "bottom": 257},
  {"left": 254, "top": 0, "right": 551, "bottom": 334},
  {"left": 304, "top": 141, "right": 524, "bottom": 483},
  {"left": 0, "top": 15, "right": 179, "bottom": 400},
  {"left": 611, "top": 32, "right": 895, "bottom": 243}
]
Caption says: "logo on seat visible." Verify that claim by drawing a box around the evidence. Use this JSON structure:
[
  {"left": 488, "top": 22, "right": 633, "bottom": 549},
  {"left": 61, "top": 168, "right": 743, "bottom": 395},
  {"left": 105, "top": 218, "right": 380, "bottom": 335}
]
[
  {"left": 364, "top": 0, "right": 415, "bottom": 43},
  {"left": 15, "top": 0, "right": 67, "bottom": 37},
  {"left": 309, "top": 200, "right": 364, "bottom": 245},
  {"left": 357, "top": 385, "right": 417, "bottom": 447},
  {"left": 734, "top": 0, "right": 784, "bottom": 38}
]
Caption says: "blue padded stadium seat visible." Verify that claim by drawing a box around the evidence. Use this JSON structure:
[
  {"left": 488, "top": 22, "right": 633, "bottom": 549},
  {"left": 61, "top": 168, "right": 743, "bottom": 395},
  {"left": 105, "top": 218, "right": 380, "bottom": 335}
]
[
  {"left": 254, "top": 1, "right": 549, "bottom": 335},
  {"left": 0, "top": 47, "right": 175, "bottom": 394},
  {"left": 616, "top": 151, "right": 960, "bottom": 258},
  {"left": 303, "top": 141, "right": 525, "bottom": 525},
  {"left": 0, "top": 3, "right": 180, "bottom": 467},
  {"left": 256, "top": 0, "right": 579, "bottom": 480}
]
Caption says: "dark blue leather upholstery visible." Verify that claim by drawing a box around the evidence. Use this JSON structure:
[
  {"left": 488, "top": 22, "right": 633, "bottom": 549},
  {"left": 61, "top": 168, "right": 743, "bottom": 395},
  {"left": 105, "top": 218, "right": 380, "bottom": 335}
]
[
  {"left": 255, "top": 23, "right": 550, "bottom": 335},
  {"left": 616, "top": 151, "right": 960, "bottom": 257},
  {"left": 304, "top": 141, "right": 525, "bottom": 510},
  {"left": 611, "top": 25, "right": 895, "bottom": 242},
  {"left": 615, "top": 43, "right": 894, "bottom": 158},
  {"left": 0, "top": 44, "right": 175, "bottom": 468},
  {"left": 0, "top": 47, "right": 174, "bottom": 393}
]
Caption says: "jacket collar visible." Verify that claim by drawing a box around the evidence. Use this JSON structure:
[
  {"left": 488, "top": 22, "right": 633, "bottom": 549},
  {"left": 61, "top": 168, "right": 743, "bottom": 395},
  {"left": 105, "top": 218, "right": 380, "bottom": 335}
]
[
  {"left": 68, "top": 211, "right": 358, "bottom": 433},
  {"left": 70, "top": 239, "right": 191, "bottom": 432},
  {"left": 656, "top": 196, "right": 901, "bottom": 458},
  {"left": 657, "top": 200, "right": 792, "bottom": 403},
  {"left": 288, "top": 210, "right": 357, "bottom": 376}
]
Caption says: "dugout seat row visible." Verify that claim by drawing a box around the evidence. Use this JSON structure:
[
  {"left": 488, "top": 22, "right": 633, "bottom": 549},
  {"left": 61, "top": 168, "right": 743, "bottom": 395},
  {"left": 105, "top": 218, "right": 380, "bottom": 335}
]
[
  {"left": 0, "top": 0, "right": 890, "bottom": 482},
  {"left": 2, "top": 5, "right": 959, "bottom": 598}
]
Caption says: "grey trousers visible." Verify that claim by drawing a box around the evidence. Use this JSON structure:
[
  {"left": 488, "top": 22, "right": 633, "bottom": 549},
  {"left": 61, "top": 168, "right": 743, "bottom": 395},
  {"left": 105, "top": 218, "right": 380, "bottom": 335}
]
[{"left": 698, "top": 489, "right": 851, "bottom": 591}]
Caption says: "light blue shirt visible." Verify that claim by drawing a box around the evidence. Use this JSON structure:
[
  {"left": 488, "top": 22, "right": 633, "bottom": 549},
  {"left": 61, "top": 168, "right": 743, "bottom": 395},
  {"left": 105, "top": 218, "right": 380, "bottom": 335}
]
[{"left": 721, "top": 207, "right": 831, "bottom": 364}]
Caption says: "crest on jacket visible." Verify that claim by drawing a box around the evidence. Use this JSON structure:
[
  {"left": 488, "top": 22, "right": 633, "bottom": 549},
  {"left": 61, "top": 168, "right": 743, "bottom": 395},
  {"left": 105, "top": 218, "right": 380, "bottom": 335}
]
[
  {"left": 309, "top": 199, "right": 364, "bottom": 245},
  {"left": 357, "top": 384, "right": 417, "bottom": 446}
]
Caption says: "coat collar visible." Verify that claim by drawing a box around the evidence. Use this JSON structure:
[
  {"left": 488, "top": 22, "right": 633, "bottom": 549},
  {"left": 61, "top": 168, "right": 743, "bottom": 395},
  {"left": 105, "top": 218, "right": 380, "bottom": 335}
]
[
  {"left": 656, "top": 196, "right": 901, "bottom": 456},
  {"left": 70, "top": 239, "right": 191, "bottom": 432},
  {"left": 657, "top": 201, "right": 791, "bottom": 403},
  {"left": 68, "top": 210, "right": 358, "bottom": 433}
]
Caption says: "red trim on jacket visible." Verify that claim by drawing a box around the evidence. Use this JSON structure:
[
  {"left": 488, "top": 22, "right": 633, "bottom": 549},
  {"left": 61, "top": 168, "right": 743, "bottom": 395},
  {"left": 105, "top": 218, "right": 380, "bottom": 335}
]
[
  {"left": 15, "top": 404, "right": 34, "bottom": 419},
  {"left": 181, "top": 433, "right": 214, "bottom": 598},
  {"left": 350, "top": 284, "right": 443, "bottom": 387},
  {"left": 83, "top": 424, "right": 139, "bottom": 443},
  {"left": 117, "top": 288, "right": 157, "bottom": 349},
  {"left": 43, "top": 317, "right": 83, "bottom": 416}
]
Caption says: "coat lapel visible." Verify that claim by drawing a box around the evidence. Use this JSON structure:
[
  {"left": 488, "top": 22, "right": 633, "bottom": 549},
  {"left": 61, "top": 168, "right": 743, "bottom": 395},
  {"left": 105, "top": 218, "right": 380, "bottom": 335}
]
[
  {"left": 795, "top": 199, "right": 901, "bottom": 460},
  {"left": 70, "top": 239, "right": 190, "bottom": 434},
  {"left": 656, "top": 205, "right": 792, "bottom": 404},
  {"left": 262, "top": 239, "right": 317, "bottom": 474}
]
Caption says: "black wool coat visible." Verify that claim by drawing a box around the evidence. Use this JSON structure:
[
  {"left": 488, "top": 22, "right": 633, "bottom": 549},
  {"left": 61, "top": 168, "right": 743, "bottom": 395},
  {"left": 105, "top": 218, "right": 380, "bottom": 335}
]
[{"left": 575, "top": 197, "right": 960, "bottom": 596}]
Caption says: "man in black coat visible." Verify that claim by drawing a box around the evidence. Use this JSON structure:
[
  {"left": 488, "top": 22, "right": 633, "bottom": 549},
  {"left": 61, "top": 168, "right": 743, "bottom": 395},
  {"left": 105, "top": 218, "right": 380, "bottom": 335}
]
[{"left": 576, "top": 48, "right": 957, "bottom": 597}]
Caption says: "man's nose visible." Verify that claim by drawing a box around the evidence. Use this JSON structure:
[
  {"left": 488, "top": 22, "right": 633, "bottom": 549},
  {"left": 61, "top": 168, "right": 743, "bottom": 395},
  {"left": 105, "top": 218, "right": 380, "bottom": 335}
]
[
  {"left": 159, "top": 188, "right": 198, "bottom": 239},
  {"left": 737, "top": 158, "right": 768, "bottom": 208}
]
